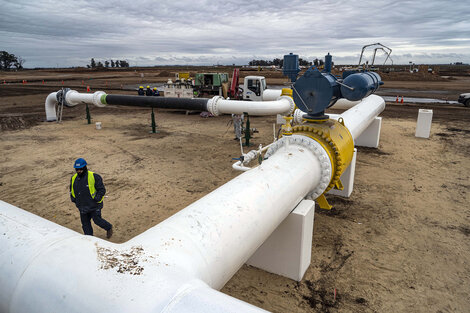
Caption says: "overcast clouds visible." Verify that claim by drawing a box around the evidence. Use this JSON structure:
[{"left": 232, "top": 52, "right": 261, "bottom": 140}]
[{"left": 1, "top": 0, "right": 469, "bottom": 68}]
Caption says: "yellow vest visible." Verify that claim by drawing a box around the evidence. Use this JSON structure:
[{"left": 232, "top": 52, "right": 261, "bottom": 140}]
[{"left": 70, "top": 171, "right": 103, "bottom": 203}]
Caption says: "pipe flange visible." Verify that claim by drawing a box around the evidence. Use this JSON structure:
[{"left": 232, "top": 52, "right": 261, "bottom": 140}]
[
  {"left": 293, "top": 109, "right": 305, "bottom": 124},
  {"left": 93, "top": 91, "right": 107, "bottom": 107},
  {"left": 265, "top": 135, "right": 332, "bottom": 198},
  {"left": 206, "top": 96, "right": 223, "bottom": 116},
  {"left": 291, "top": 123, "right": 350, "bottom": 193}
]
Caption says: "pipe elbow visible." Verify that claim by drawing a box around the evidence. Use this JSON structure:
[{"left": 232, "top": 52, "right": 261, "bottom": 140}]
[
  {"left": 232, "top": 161, "right": 251, "bottom": 172},
  {"left": 45, "top": 92, "right": 58, "bottom": 122}
]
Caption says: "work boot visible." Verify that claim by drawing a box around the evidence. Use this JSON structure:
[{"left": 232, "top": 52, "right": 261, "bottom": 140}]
[{"left": 106, "top": 227, "right": 113, "bottom": 239}]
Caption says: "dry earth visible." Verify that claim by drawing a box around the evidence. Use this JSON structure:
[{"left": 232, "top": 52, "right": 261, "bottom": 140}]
[{"left": 0, "top": 69, "right": 469, "bottom": 312}]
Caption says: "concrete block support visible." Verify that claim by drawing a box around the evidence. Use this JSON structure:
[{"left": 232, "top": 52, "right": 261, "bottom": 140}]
[
  {"left": 246, "top": 200, "right": 315, "bottom": 281},
  {"left": 327, "top": 148, "right": 357, "bottom": 198},
  {"left": 415, "top": 109, "right": 433, "bottom": 138},
  {"left": 355, "top": 117, "right": 382, "bottom": 148}
]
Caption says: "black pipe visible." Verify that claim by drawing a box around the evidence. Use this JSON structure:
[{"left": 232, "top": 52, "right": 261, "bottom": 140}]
[{"left": 104, "top": 94, "right": 209, "bottom": 111}]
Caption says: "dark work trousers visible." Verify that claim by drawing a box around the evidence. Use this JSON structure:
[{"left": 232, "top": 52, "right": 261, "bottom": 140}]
[{"left": 80, "top": 209, "right": 112, "bottom": 236}]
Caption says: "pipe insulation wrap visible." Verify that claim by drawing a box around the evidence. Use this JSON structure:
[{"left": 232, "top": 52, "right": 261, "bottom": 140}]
[
  {"left": 207, "top": 96, "right": 295, "bottom": 116},
  {"left": 105, "top": 94, "right": 208, "bottom": 111}
]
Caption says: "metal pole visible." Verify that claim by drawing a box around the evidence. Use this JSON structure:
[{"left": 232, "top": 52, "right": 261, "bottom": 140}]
[
  {"left": 150, "top": 107, "right": 158, "bottom": 133},
  {"left": 243, "top": 112, "right": 252, "bottom": 146},
  {"left": 86, "top": 103, "right": 91, "bottom": 124}
]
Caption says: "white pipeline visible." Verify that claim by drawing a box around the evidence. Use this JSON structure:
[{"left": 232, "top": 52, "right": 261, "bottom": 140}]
[
  {"left": 1, "top": 135, "right": 331, "bottom": 312},
  {"left": 20, "top": 92, "right": 384, "bottom": 312},
  {"left": 207, "top": 95, "right": 295, "bottom": 116}
]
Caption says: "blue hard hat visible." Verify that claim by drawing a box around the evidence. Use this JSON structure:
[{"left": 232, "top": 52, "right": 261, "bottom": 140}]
[{"left": 74, "top": 158, "right": 87, "bottom": 169}]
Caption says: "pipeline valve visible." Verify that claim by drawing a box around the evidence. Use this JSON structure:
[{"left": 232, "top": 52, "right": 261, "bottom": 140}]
[{"left": 283, "top": 53, "right": 383, "bottom": 121}]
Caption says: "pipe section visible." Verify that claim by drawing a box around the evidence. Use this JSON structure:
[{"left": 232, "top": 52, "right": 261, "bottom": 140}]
[
  {"left": 105, "top": 94, "right": 208, "bottom": 111},
  {"left": 67, "top": 90, "right": 107, "bottom": 108},
  {"left": 45, "top": 92, "right": 58, "bottom": 121},
  {"left": 207, "top": 96, "right": 294, "bottom": 116},
  {"left": 328, "top": 98, "right": 360, "bottom": 110},
  {"left": 339, "top": 94, "right": 385, "bottom": 140},
  {"left": 262, "top": 89, "right": 282, "bottom": 101},
  {"left": 45, "top": 90, "right": 295, "bottom": 119}
]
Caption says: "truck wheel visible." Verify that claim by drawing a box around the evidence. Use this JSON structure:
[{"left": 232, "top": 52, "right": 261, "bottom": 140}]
[{"left": 465, "top": 99, "right": 470, "bottom": 107}]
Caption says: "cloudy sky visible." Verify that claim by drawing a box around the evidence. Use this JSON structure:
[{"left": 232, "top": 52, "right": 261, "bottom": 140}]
[{"left": 1, "top": 0, "right": 469, "bottom": 68}]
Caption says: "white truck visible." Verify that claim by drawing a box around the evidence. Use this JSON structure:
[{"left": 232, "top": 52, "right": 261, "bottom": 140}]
[
  {"left": 242, "top": 76, "right": 281, "bottom": 101},
  {"left": 458, "top": 93, "right": 470, "bottom": 107}
]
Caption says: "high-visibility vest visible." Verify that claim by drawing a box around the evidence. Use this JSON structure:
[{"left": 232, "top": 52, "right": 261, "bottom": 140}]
[{"left": 71, "top": 171, "right": 103, "bottom": 203}]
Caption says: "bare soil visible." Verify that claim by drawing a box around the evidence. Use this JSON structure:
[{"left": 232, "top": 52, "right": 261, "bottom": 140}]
[{"left": 1, "top": 68, "right": 469, "bottom": 312}]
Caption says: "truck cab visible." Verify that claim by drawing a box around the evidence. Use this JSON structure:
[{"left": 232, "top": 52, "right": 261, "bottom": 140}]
[{"left": 243, "top": 76, "right": 267, "bottom": 101}]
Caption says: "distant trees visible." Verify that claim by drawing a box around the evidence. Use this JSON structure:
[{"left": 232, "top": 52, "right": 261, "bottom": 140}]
[
  {"left": 87, "top": 58, "right": 129, "bottom": 69},
  {"left": 0, "top": 51, "right": 25, "bottom": 70},
  {"left": 248, "top": 57, "right": 312, "bottom": 67}
]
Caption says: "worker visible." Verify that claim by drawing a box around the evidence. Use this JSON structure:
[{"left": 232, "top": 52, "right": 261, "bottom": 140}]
[
  {"left": 145, "top": 85, "right": 153, "bottom": 96},
  {"left": 70, "top": 158, "right": 113, "bottom": 238},
  {"left": 138, "top": 86, "right": 144, "bottom": 96},
  {"left": 153, "top": 87, "right": 160, "bottom": 96},
  {"left": 232, "top": 113, "right": 244, "bottom": 140}
]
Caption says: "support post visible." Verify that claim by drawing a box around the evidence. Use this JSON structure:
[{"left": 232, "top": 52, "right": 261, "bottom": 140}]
[
  {"left": 243, "top": 112, "right": 252, "bottom": 146},
  {"left": 246, "top": 199, "right": 315, "bottom": 281},
  {"left": 150, "top": 107, "right": 158, "bottom": 133},
  {"left": 415, "top": 109, "right": 433, "bottom": 138},
  {"left": 85, "top": 103, "right": 91, "bottom": 124}
]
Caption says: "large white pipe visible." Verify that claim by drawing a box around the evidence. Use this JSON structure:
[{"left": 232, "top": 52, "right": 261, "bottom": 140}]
[
  {"left": 328, "top": 98, "right": 360, "bottom": 110},
  {"left": 339, "top": 94, "right": 385, "bottom": 140},
  {"left": 262, "top": 89, "right": 282, "bottom": 101},
  {"left": 207, "top": 95, "right": 295, "bottom": 116},
  {"left": 0, "top": 135, "right": 330, "bottom": 312}
]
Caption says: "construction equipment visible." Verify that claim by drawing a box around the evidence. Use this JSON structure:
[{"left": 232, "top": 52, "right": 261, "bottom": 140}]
[
  {"left": 194, "top": 73, "right": 229, "bottom": 98},
  {"left": 228, "top": 68, "right": 242, "bottom": 99},
  {"left": 358, "top": 43, "right": 393, "bottom": 69}
]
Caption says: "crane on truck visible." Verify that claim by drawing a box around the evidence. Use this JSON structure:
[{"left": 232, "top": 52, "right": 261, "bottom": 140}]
[
  {"left": 358, "top": 43, "right": 393, "bottom": 69},
  {"left": 228, "top": 68, "right": 243, "bottom": 99}
]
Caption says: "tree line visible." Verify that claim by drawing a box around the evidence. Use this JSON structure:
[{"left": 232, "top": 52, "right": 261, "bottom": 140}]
[
  {"left": 248, "top": 58, "right": 315, "bottom": 67},
  {"left": 0, "top": 51, "right": 25, "bottom": 70},
  {"left": 88, "top": 58, "right": 129, "bottom": 68},
  {"left": 248, "top": 57, "right": 329, "bottom": 68}
]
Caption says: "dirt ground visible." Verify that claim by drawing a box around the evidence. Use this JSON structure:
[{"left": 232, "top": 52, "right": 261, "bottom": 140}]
[{"left": 0, "top": 69, "right": 469, "bottom": 312}]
